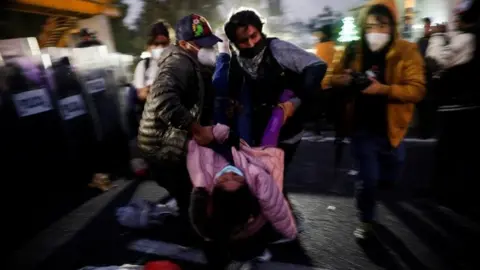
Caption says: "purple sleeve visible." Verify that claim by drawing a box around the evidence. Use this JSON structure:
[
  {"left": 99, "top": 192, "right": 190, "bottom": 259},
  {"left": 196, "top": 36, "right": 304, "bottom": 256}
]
[{"left": 260, "top": 90, "right": 295, "bottom": 147}]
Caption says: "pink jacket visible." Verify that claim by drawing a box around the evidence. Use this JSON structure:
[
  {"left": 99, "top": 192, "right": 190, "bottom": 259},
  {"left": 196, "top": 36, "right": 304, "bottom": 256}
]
[{"left": 187, "top": 124, "right": 297, "bottom": 240}]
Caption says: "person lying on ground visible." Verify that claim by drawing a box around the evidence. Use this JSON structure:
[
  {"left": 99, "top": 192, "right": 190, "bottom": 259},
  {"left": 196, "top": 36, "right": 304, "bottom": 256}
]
[{"left": 187, "top": 120, "right": 297, "bottom": 268}]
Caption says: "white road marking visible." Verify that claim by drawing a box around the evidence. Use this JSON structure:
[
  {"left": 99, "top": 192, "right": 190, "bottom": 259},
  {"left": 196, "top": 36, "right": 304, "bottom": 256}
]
[
  {"left": 301, "top": 136, "right": 437, "bottom": 144},
  {"left": 438, "top": 105, "right": 480, "bottom": 112}
]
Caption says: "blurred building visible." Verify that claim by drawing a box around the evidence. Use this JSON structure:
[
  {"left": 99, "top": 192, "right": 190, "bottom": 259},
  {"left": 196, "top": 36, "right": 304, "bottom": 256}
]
[
  {"left": 268, "top": 0, "right": 282, "bottom": 16},
  {"left": 349, "top": 0, "right": 457, "bottom": 41},
  {"left": 3, "top": 0, "right": 120, "bottom": 51},
  {"left": 397, "top": 0, "right": 456, "bottom": 41}
]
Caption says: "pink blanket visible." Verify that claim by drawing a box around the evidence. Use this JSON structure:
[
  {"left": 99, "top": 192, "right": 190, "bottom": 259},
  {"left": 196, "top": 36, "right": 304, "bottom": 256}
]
[{"left": 187, "top": 124, "right": 297, "bottom": 240}]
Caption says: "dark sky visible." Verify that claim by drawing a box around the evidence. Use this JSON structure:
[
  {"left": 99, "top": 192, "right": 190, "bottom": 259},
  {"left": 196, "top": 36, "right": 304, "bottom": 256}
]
[{"left": 121, "top": 0, "right": 363, "bottom": 28}]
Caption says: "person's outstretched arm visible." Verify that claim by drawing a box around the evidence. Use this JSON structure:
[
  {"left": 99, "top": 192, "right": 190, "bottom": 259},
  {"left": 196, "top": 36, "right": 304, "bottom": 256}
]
[
  {"left": 270, "top": 39, "right": 327, "bottom": 114},
  {"left": 212, "top": 53, "right": 231, "bottom": 94},
  {"left": 270, "top": 39, "right": 327, "bottom": 98},
  {"left": 213, "top": 31, "right": 232, "bottom": 125}
]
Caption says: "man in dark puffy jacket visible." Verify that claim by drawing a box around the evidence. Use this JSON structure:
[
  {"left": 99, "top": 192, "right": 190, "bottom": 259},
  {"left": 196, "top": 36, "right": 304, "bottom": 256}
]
[{"left": 138, "top": 14, "right": 222, "bottom": 219}]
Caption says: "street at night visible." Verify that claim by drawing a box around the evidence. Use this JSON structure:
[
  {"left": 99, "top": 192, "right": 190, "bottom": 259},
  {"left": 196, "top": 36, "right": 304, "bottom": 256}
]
[
  {"left": 2, "top": 1, "right": 479, "bottom": 268},
  {"left": 9, "top": 133, "right": 480, "bottom": 270}
]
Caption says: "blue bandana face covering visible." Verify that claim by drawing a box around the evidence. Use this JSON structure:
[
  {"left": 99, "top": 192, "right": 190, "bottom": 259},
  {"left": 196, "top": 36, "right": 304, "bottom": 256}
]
[{"left": 215, "top": 165, "right": 244, "bottom": 180}]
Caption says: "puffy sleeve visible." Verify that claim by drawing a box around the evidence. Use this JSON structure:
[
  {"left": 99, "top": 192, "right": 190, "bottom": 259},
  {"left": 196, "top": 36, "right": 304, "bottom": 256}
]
[
  {"left": 147, "top": 55, "right": 196, "bottom": 129},
  {"left": 252, "top": 167, "right": 297, "bottom": 239},
  {"left": 270, "top": 39, "right": 327, "bottom": 100},
  {"left": 383, "top": 43, "right": 426, "bottom": 103}
]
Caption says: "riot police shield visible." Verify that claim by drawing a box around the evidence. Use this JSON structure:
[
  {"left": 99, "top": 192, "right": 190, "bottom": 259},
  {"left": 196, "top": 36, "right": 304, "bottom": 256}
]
[
  {"left": 47, "top": 50, "right": 97, "bottom": 187},
  {"left": 0, "top": 51, "right": 69, "bottom": 247},
  {"left": 108, "top": 52, "right": 137, "bottom": 138},
  {"left": 0, "top": 39, "right": 68, "bottom": 184},
  {"left": 71, "top": 46, "right": 131, "bottom": 178}
]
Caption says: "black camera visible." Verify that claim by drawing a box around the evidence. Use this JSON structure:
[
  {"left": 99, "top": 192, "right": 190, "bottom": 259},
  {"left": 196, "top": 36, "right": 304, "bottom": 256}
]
[{"left": 350, "top": 72, "right": 372, "bottom": 92}]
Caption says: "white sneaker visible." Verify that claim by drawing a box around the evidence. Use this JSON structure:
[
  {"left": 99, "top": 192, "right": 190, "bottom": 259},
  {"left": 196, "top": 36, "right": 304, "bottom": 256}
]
[
  {"left": 256, "top": 249, "right": 272, "bottom": 262},
  {"left": 354, "top": 223, "right": 372, "bottom": 240},
  {"left": 164, "top": 198, "right": 178, "bottom": 211},
  {"left": 347, "top": 169, "right": 359, "bottom": 176}
]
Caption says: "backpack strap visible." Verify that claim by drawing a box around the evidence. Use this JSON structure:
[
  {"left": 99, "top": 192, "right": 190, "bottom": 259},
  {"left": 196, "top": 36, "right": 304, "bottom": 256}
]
[{"left": 143, "top": 57, "right": 151, "bottom": 86}]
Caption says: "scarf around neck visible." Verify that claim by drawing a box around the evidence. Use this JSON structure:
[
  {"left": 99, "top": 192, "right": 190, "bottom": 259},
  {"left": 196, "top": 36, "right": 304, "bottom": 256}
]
[{"left": 236, "top": 47, "right": 267, "bottom": 79}]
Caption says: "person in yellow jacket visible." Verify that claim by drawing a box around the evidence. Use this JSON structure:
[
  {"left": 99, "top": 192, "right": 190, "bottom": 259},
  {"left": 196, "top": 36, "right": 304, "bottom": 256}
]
[
  {"left": 315, "top": 24, "right": 336, "bottom": 89},
  {"left": 331, "top": 0, "right": 425, "bottom": 239}
]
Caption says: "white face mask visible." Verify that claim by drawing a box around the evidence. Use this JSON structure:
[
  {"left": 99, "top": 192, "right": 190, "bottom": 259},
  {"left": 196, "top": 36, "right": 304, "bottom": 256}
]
[
  {"left": 197, "top": 47, "right": 217, "bottom": 67},
  {"left": 214, "top": 165, "right": 244, "bottom": 181},
  {"left": 151, "top": 47, "right": 164, "bottom": 60},
  {"left": 366, "top": 33, "right": 391, "bottom": 52}
]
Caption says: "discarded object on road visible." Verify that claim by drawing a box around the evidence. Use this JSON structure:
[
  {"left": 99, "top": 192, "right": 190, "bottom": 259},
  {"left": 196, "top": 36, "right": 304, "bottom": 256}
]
[{"left": 327, "top": 205, "right": 336, "bottom": 211}]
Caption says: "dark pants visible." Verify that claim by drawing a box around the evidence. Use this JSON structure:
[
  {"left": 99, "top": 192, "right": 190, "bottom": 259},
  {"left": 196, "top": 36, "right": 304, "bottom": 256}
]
[
  {"left": 279, "top": 141, "right": 300, "bottom": 172},
  {"left": 204, "top": 223, "right": 278, "bottom": 269},
  {"left": 148, "top": 158, "right": 193, "bottom": 219},
  {"left": 351, "top": 132, "right": 405, "bottom": 223},
  {"left": 416, "top": 97, "right": 437, "bottom": 139},
  {"left": 279, "top": 141, "right": 299, "bottom": 195},
  {"left": 433, "top": 107, "right": 480, "bottom": 215},
  {"left": 279, "top": 141, "right": 304, "bottom": 226}
]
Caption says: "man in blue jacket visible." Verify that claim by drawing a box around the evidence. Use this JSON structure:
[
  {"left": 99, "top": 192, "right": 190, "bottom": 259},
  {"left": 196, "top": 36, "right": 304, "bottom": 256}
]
[
  {"left": 215, "top": 9, "right": 327, "bottom": 235},
  {"left": 221, "top": 8, "right": 327, "bottom": 169}
]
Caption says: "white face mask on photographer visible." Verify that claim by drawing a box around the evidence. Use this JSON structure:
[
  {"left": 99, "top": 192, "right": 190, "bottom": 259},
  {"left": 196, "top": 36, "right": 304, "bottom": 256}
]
[
  {"left": 366, "top": 33, "right": 391, "bottom": 52},
  {"left": 197, "top": 47, "right": 217, "bottom": 67},
  {"left": 151, "top": 47, "right": 164, "bottom": 60}
]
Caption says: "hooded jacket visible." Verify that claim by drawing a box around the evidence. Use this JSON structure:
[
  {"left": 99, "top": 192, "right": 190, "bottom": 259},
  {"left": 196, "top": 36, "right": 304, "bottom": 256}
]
[{"left": 332, "top": 0, "right": 426, "bottom": 147}]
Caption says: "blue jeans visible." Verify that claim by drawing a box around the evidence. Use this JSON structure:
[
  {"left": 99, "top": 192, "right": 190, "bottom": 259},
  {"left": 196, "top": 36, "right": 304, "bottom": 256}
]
[{"left": 351, "top": 132, "right": 406, "bottom": 223}]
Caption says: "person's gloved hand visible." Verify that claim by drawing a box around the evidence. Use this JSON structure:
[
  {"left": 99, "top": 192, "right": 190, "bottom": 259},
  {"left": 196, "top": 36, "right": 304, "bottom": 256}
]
[
  {"left": 276, "top": 89, "right": 296, "bottom": 123},
  {"left": 278, "top": 101, "right": 295, "bottom": 123},
  {"left": 215, "top": 29, "right": 231, "bottom": 56}
]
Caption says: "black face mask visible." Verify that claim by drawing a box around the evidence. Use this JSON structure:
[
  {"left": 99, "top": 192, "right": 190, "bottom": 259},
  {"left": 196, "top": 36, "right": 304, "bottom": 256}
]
[{"left": 238, "top": 38, "right": 267, "bottom": 59}]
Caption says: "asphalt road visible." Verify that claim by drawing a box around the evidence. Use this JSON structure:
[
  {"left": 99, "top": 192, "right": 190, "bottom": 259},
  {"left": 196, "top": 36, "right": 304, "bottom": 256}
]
[{"left": 10, "top": 135, "right": 480, "bottom": 270}]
